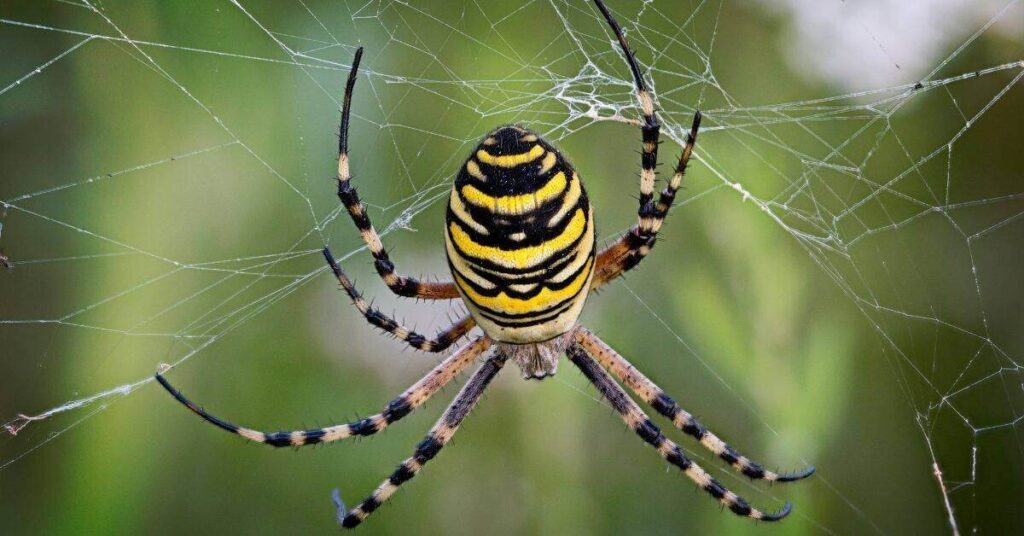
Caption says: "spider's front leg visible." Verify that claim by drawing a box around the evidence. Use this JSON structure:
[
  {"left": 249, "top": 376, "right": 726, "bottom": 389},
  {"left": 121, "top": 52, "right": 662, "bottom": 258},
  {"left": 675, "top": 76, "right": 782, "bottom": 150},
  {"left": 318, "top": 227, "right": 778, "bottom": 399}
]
[
  {"left": 155, "top": 337, "right": 492, "bottom": 448},
  {"left": 589, "top": 0, "right": 701, "bottom": 291},
  {"left": 591, "top": 112, "right": 700, "bottom": 290},
  {"left": 334, "top": 46, "right": 459, "bottom": 300}
]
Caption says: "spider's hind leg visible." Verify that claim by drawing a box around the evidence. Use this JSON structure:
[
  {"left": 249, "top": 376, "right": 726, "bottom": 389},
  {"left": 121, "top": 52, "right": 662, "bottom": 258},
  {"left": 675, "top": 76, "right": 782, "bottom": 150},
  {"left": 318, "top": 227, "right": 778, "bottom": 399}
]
[
  {"left": 335, "top": 354, "right": 507, "bottom": 529},
  {"left": 155, "top": 337, "right": 492, "bottom": 448},
  {"left": 567, "top": 342, "right": 794, "bottom": 521},
  {"left": 574, "top": 327, "right": 814, "bottom": 482}
]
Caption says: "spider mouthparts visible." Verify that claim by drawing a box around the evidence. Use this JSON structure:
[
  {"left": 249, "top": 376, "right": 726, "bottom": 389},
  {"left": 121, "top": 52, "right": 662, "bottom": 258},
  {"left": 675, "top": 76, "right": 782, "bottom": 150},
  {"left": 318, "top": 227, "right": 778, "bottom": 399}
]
[{"left": 331, "top": 488, "right": 348, "bottom": 523}]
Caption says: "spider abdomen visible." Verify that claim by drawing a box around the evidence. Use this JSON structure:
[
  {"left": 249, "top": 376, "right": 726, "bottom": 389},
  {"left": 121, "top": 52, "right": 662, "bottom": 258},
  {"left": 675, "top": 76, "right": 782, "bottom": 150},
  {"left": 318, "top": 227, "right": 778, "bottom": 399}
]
[{"left": 445, "top": 126, "right": 596, "bottom": 344}]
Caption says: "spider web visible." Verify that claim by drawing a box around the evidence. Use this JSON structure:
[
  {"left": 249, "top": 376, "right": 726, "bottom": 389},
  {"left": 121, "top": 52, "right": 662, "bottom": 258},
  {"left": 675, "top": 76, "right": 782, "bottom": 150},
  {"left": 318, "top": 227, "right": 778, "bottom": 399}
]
[{"left": 1, "top": 0, "right": 1022, "bottom": 533}]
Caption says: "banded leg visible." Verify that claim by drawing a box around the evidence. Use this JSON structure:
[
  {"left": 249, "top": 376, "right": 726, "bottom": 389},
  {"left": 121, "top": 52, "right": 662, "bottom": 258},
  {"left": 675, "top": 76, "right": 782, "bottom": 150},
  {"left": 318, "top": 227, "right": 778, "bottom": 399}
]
[
  {"left": 591, "top": 1, "right": 703, "bottom": 290},
  {"left": 575, "top": 327, "right": 814, "bottom": 482},
  {"left": 324, "top": 248, "right": 474, "bottom": 353},
  {"left": 567, "top": 343, "right": 793, "bottom": 522},
  {"left": 591, "top": 112, "right": 701, "bottom": 290},
  {"left": 335, "top": 354, "right": 508, "bottom": 528},
  {"left": 335, "top": 46, "right": 458, "bottom": 300},
  {"left": 155, "top": 337, "right": 492, "bottom": 448},
  {"left": 594, "top": 0, "right": 661, "bottom": 212}
]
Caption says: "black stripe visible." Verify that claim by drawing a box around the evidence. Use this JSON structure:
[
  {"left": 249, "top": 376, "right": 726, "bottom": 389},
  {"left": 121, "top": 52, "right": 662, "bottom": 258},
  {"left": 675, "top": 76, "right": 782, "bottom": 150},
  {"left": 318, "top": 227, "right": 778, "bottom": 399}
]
[
  {"left": 336, "top": 183, "right": 373, "bottom": 232},
  {"left": 706, "top": 480, "right": 726, "bottom": 499},
  {"left": 476, "top": 126, "right": 535, "bottom": 156},
  {"left": 360, "top": 496, "right": 381, "bottom": 514},
  {"left": 383, "top": 397, "right": 412, "bottom": 423},
  {"left": 349, "top": 418, "right": 377, "bottom": 436},
  {"left": 635, "top": 419, "right": 664, "bottom": 446},
  {"left": 263, "top": 431, "right": 292, "bottom": 447},
  {"left": 451, "top": 252, "right": 591, "bottom": 301},
  {"left": 665, "top": 445, "right": 692, "bottom": 470},
  {"left": 406, "top": 333, "right": 427, "bottom": 349},
  {"left": 741, "top": 463, "right": 766, "bottom": 480},
  {"left": 641, "top": 125, "right": 659, "bottom": 171},
  {"left": 651, "top": 391, "right": 676, "bottom": 416},
  {"left": 450, "top": 186, "right": 588, "bottom": 250},
  {"left": 473, "top": 302, "right": 574, "bottom": 329},
  {"left": 681, "top": 417, "right": 706, "bottom": 440},
  {"left": 456, "top": 139, "right": 568, "bottom": 197},
  {"left": 446, "top": 214, "right": 591, "bottom": 275},
  {"left": 302, "top": 429, "right": 326, "bottom": 445},
  {"left": 728, "top": 498, "right": 753, "bottom": 516},
  {"left": 413, "top": 435, "right": 444, "bottom": 464},
  {"left": 470, "top": 281, "right": 587, "bottom": 325},
  {"left": 389, "top": 463, "right": 416, "bottom": 485},
  {"left": 447, "top": 246, "right": 581, "bottom": 289},
  {"left": 719, "top": 446, "right": 740, "bottom": 466},
  {"left": 454, "top": 161, "right": 560, "bottom": 197}
]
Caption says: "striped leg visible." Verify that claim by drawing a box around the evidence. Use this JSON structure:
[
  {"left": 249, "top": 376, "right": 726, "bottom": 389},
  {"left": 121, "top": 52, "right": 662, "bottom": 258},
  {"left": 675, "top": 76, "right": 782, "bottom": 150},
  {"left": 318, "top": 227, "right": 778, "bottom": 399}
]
[
  {"left": 155, "top": 337, "right": 492, "bottom": 448},
  {"left": 575, "top": 328, "right": 814, "bottom": 482},
  {"left": 591, "top": 112, "right": 700, "bottom": 290},
  {"left": 335, "top": 354, "right": 508, "bottom": 528},
  {"left": 324, "top": 248, "right": 474, "bottom": 352},
  {"left": 594, "top": 0, "right": 661, "bottom": 213},
  {"left": 592, "top": 0, "right": 703, "bottom": 291},
  {"left": 335, "top": 46, "right": 458, "bottom": 300},
  {"left": 567, "top": 342, "right": 793, "bottom": 522}
]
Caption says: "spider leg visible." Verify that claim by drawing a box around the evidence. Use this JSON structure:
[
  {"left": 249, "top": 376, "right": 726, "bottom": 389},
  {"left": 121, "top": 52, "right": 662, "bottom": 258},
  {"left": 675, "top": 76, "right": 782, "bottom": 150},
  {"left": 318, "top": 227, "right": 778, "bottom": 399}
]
[
  {"left": 334, "top": 47, "right": 459, "bottom": 300},
  {"left": 155, "top": 337, "right": 492, "bottom": 448},
  {"left": 590, "top": 1, "right": 701, "bottom": 290},
  {"left": 335, "top": 354, "right": 507, "bottom": 529},
  {"left": 567, "top": 341, "right": 793, "bottom": 522},
  {"left": 324, "top": 248, "right": 474, "bottom": 353},
  {"left": 591, "top": 112, "right": 700, "bottom": 290},
  {"left": 575, "top": 327, "right": 814, "bottom": 482},
  {"left": 593, "top": 0, "right": 660, "bottom": 211}
]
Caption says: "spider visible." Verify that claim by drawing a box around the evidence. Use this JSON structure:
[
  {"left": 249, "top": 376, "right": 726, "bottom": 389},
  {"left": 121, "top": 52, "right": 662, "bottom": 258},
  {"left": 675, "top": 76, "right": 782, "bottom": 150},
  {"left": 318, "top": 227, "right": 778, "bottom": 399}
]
[{"left": 156, "top": 0, "right": 814, "bottom": 528}]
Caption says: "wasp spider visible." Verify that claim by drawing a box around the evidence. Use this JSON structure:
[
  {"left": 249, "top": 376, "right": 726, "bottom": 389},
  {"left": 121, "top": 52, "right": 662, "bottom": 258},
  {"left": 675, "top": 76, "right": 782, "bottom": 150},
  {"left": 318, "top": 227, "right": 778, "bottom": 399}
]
[{"left": 156, "top": 0, "right": 814, "bottom": 528}]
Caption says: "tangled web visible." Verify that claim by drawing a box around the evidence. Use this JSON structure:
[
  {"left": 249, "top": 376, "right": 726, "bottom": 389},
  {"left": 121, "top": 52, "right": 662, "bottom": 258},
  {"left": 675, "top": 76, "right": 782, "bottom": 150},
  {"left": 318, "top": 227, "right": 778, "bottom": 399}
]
[{"left": 1, "top": 1, "right": 1022, "bottom": 533}]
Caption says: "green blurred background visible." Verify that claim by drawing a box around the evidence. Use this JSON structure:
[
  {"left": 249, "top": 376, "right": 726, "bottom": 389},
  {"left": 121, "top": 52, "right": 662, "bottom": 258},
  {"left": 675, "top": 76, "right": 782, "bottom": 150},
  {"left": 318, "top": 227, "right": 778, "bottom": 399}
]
[{"left": 1, "top": 1, "right": 1022, "bottom": 534}]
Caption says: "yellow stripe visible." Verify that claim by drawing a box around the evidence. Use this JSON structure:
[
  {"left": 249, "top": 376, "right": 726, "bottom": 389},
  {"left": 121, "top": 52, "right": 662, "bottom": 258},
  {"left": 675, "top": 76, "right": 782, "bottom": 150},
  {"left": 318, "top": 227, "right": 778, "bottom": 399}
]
[
  {"left": 446, "top": 237, "right": 496, "bottom": 290},
  {"left": 448, "top": 208, "right": 587, "bottom": 270},
  {"left": 455, "top": 257, "right": 593, "bottom": 315},
  {"left": 548, "top": 173, "right": 581, "bottom": 227},
  {"left": 549, "top": 219, "right": 594, "bottom": 282},
  {"left": 475, "top": 145, "right": 544, "bottom": 167},
  {"left": 448, "top": 191, "right": 489, "bottom": 235},
  {"left": 445, "top": 235, "right": 551, "bottom": 281},
  {"left": 465, "top": 160, "right": 486, "bottom": 181},
  {"left": 461, "top": 172, "right": 567, "bottom": 215},
  {"left": 539, "top": 151, "right": 557, "bottom": 174}
]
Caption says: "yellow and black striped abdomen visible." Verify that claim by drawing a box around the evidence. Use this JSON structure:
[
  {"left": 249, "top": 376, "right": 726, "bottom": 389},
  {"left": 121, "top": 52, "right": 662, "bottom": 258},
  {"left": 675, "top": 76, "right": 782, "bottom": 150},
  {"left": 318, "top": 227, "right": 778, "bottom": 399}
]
[{"left": 445, "top": 126, "right": 596, "bottom": 343}]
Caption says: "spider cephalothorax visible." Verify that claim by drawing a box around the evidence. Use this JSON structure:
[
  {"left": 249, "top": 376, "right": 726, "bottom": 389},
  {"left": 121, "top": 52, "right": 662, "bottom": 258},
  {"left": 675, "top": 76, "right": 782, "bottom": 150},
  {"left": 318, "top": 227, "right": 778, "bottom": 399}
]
[{"left": 156, "top": 0, "right": 813, "bottom": 530}]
